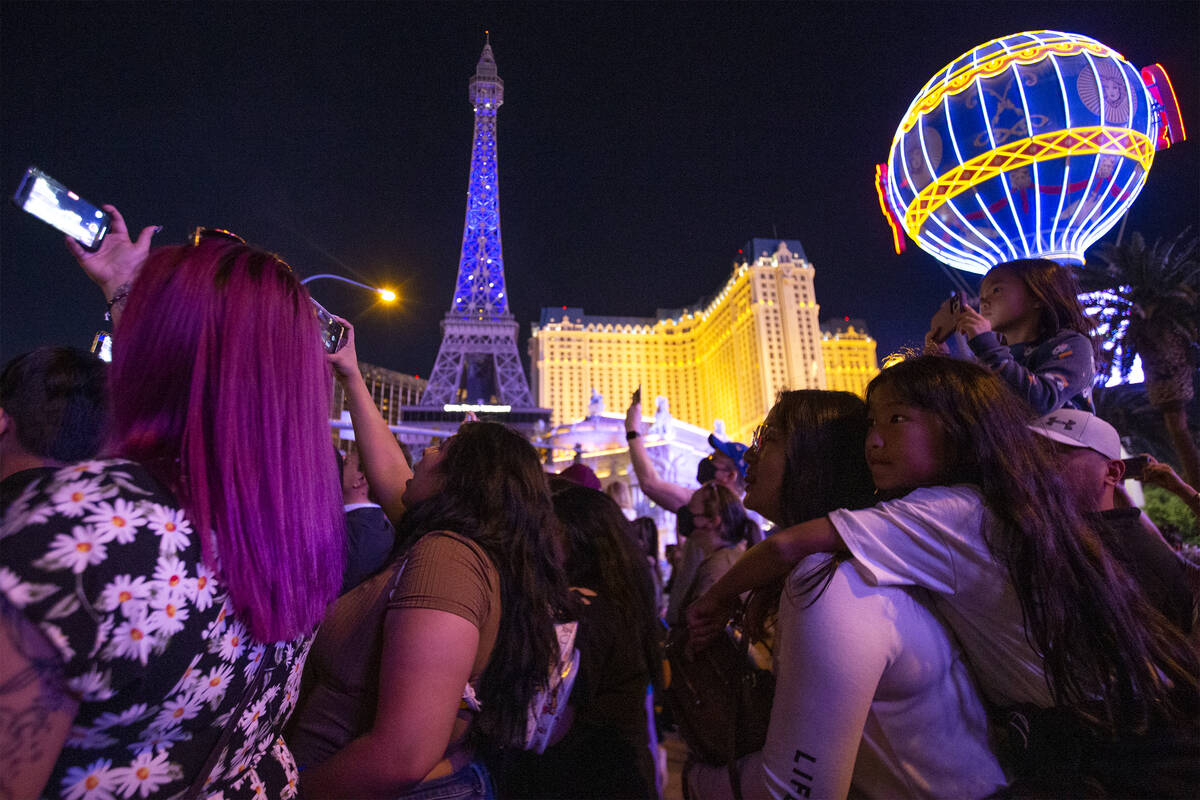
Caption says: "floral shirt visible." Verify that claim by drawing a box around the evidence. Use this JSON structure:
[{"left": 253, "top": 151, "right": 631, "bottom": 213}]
[{"left": 0, "top": 459, "right": 311, "bottom": 800}]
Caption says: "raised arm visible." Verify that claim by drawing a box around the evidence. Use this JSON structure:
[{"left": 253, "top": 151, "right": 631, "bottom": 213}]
[
  {"left": 1141, "top": 457, "right": 1200, "bottom": 521},
  {"left": 686, "top": 516, "right": 842, "bottom": 648},
  {"left": 961, "top": 322, "right": 1094, "bottom": 415},
  {"left": 326, "top": 318, "right": 413, "bottom": 523},
  {"left": 65, "top": 204, "right": 159, "bottom": 329},
  {"left": 625, "top": 400, "right": 692, "bottom": 512}
]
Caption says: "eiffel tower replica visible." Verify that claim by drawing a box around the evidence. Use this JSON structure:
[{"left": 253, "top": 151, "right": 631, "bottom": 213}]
[{"left": 404, "top": 37, "right": 550, "bottom": 431}]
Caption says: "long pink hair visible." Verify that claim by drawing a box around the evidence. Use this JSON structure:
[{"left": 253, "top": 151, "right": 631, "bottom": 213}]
[{"left": 110, "top": 238, "right": 344, "bottom": 641}]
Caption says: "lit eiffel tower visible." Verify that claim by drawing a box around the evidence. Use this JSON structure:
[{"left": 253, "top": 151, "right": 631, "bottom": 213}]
[{"left": 413, "top": 35, "right": 544, "bottom": 425}]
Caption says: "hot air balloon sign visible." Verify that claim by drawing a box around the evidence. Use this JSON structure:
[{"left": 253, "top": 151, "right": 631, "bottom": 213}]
[{"left": 875, "top": 31, "right": 1186, "bottom": 274}]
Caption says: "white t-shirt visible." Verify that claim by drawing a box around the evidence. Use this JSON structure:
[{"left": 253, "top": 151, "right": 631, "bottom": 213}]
[
  {"left": 690, "top": 555, "right": 1005, "bottom": 799},
  {"left": 829, "top": 484, "right": 1053, "bottom": 709}
]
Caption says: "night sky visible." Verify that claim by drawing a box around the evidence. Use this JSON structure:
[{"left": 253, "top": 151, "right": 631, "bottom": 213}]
[{"left": 2, "top": 2, "right": 1197, "bottom": 379}]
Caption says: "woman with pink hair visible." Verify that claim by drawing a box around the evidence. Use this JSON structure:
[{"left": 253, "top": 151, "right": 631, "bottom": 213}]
[{"left": 0, "top": 207, "right": 344, "bottom": 799}]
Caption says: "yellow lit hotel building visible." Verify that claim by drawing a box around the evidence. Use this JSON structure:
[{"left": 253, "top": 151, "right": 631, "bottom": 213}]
[
  {"left": 820, "top": 318, "right": 880, "bottom": 398},
  {"left": 529, "top": 240, "right": 830, "bottom": 444}
]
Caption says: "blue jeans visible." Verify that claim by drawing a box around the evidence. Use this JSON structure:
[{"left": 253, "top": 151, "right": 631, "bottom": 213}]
[{"left": 396, "top": 761, "right": 495, "bottom": 800}]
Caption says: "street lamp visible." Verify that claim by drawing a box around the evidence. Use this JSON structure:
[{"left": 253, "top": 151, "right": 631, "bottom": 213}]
[{"left": 301, "top": 273, "right": 397, "bottom": 303}]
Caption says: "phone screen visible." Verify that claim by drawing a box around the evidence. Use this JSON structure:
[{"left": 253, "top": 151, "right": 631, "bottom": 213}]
[
  {"left": 91, "top": 331, "right": 113, "bottom": 363},
  {"left": 12, "top": 167, "right": 110, "bottom": 250},
  {"left": 311, "top": 300, "right": 347, "bottom": 354},
  {"left": 1122, "top": 456, "right": 1148, "bottom": 481}
]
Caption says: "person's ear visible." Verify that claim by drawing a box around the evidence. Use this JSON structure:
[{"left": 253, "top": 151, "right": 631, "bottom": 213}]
[
  {"left": 0, "top": 407, "right": 10, "bottom": 438},
  {"left": 1104, "top": 458, "right": 1125, "bottom": 487}
]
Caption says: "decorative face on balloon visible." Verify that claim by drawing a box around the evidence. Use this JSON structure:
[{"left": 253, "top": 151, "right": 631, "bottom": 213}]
[{"left": 875, "top": 31, "right": 1185, "bottom": 274}]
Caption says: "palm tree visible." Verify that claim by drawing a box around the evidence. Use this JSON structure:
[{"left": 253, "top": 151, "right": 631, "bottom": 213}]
[{"left": 1080, "top": 229, "right": 1200, "bottom": 487}]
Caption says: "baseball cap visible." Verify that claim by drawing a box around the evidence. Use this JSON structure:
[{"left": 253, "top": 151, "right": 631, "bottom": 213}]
[
  {"left": 707, "top": 433, "right": 749, "bottom": 477},
  {"left": 1029, "top": 409, "right": 1121, "bottom": 460}
]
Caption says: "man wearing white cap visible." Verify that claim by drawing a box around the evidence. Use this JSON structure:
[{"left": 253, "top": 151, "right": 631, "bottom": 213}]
[
  {"left": 1030, "top": 409, "right": 1126, "bottom": 511},
  {"left": 1030, "top": 409, "right": 1196, "bottom": 632}
]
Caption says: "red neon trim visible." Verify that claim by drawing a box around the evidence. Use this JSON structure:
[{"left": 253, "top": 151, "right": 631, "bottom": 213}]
[
  {"left": 1141, "top": 64, "right": 1187, "bottom": 148},
  {"left": 874, "top": 164, "right": 906, "bottom": 254}
]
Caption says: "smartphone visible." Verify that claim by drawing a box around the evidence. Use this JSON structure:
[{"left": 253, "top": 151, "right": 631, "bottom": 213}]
[
  {"left": 632, "top": 385, "right": 642, "bottom": 405},
  {"left": 12, "top": 167, "right": 110, "bottom": 251},
  {"left": 311, "top": 299, "right": 347, "bottom": 354},
  {"left": 949, "top": 292, "right": 962, "bottom": 314},
  {"left": 90, "top": 331, "right": 113, "bottom": 363},
  {"left": 1122, "top": 455, "right": 1149, "bottom": 481}
]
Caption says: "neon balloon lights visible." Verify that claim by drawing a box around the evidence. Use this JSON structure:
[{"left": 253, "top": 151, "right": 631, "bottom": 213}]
[{"left": 876, "top": 31, "right": 1186, "bottom": 274}]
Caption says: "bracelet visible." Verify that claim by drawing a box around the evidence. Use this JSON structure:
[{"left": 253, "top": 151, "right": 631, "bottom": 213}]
[
  {"left": 104, "top": 284, "right": 131, "bottom": 322},
  {"left": 625, "top": 430, "right": 640, "bottom": 441}
]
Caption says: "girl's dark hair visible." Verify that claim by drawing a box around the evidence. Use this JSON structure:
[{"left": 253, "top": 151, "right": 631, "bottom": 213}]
[
  {"left": 990, "top": 259, "right": 1096, "bottom": 350},
  {"left": 401, "top": 422, "right": 571, "bottom": 748},
  {"left": 552, "top": 486, "right": 661, "bottom": 688},
  {"left": 693, "top": 481, "right": 760, "bottom": 547},
  {"left": 744, "top": 391, "right": 877, "bottom": 639},
  {"left": 867, "top": 355, "right": 1198, "bottom": 733}
]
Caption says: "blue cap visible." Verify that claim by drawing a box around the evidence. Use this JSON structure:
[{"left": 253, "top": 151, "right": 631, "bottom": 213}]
[{"left": 708, "top": 433, "right": 748, "bottom": 477}]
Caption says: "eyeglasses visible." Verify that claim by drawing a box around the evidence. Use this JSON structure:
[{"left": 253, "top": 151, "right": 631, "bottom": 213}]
[
  {"left": 189, "top": 227, "right": 246, "bottom": 246},
  {"left": 749, "top": 423, "right": 777, "bottom": 453}
]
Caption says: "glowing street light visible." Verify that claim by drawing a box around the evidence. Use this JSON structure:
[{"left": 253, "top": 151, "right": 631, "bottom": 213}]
[{"left": 300, "top": 273, "right": 398, "bottom": 303}]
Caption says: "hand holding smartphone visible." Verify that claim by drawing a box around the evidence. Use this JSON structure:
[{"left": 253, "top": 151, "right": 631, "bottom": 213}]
[
  {"left": 1121, "top": 455, "right": 1149, "bottom": 481},
  {"left": 632, "top": 385, "right": 642, "bottom": 405},
  {"left": 12, "top": 166, "right": 110, "bottom": 250},
  {"left": 311, "top": 299, "right": 348, "bottom": 354}
]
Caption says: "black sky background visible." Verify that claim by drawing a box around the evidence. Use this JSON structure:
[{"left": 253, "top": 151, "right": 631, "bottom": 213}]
[{"left": 2, "top": 2, "right": 1197, "bottom": 379}]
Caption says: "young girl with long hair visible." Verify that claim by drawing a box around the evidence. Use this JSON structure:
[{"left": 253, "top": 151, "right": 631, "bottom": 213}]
[
  {"left": 686, "top": 390, "right": 1005, "bottom": 797},
  {"left": 2, "top": 214, "right": 344, "bottom": 798},
  {"left": 690, "top": 357, "right": 1199, "bottom": 793},
  {"left": 289, "top": 421, "right": 572, "bottom": 798},
  {"left": 928, "top": 257, "right": 1097, "bottom": 413}
]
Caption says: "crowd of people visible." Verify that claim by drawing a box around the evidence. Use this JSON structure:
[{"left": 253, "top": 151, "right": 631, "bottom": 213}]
[{"left": 1, "top": 209, "right": 1197, "bottom": 800}]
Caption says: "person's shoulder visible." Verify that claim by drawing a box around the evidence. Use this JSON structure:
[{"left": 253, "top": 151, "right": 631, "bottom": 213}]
[
  {"left": 785, "top": 555, "right": 910, "bottom": 623},
  {"left": 1048, "top": 328, "right": 1090, "bottom": 344},
  {"left": 39, "top": 457, "right": 159, "bottom": 494},
  {"left": 1037, "top": 329, "right": 1091, "bottom": 356},
  {"left": 409, "top": 530, "right": 493, "bottom": 571},
  {"left": 878, "top": 484, "right": 983, "bottom": 514}
]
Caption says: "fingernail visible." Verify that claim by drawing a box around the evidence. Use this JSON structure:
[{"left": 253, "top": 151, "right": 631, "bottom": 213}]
[{"left": 154, "top": 226, "right": 164, "bottom": 234}]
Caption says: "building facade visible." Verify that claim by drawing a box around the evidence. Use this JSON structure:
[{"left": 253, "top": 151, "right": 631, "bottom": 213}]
[
  {"left": 331, "top": 362, "right": 426, "bottom": 427},
  {"left": 529, "top": 239, "right": 827, "bottom": 444},
  {"left": 820, "top": 318, "right": 880, "bottom": 398}
]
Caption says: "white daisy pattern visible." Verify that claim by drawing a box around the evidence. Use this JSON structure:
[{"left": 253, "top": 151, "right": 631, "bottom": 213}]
[
  {"left": 48, "top": 475, "right": 109, "bottom": 517},
  {"left": 1, "top": 459, "right": 314, "bottom": 798},
  {"left": 109, "top": 610, "right": 157, "bottom": 665},
  {"left": 193, "top": 562, "right": 217, "bottom": 610},
  {"left": 68, "top": 668, "right": 117, "bottom": 703},
  {"left": 0, "top": 565, "right": 57, "bottom": 607},
  {"left": 98, "top": 574, "right": 152, "bottom": 613},
  {"left": 111, "top": 750, "right": 181, "bottom": 798},
  {"left": 38, "top": 526, "right": 108, "bottom": 573},
  {"left": 145, "top": 504, "right": 192, "bottom": 552},
  {"left": 152, "top": 554, "right": 192, "bottom": 600},
  {"left": 60, "top": 757, "right": 118, "bottom": 800},
  {"left": 84, "top": 498, "right": 147, "bottom": 545}
]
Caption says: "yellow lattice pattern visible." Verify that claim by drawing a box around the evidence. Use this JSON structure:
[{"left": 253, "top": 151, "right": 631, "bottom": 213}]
[
  {"left": 903, "top": 126, "right": 1155, "bottom": 236},
  {"left": 900, "top": 36, "right": 1115, "bottom": 134}
]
